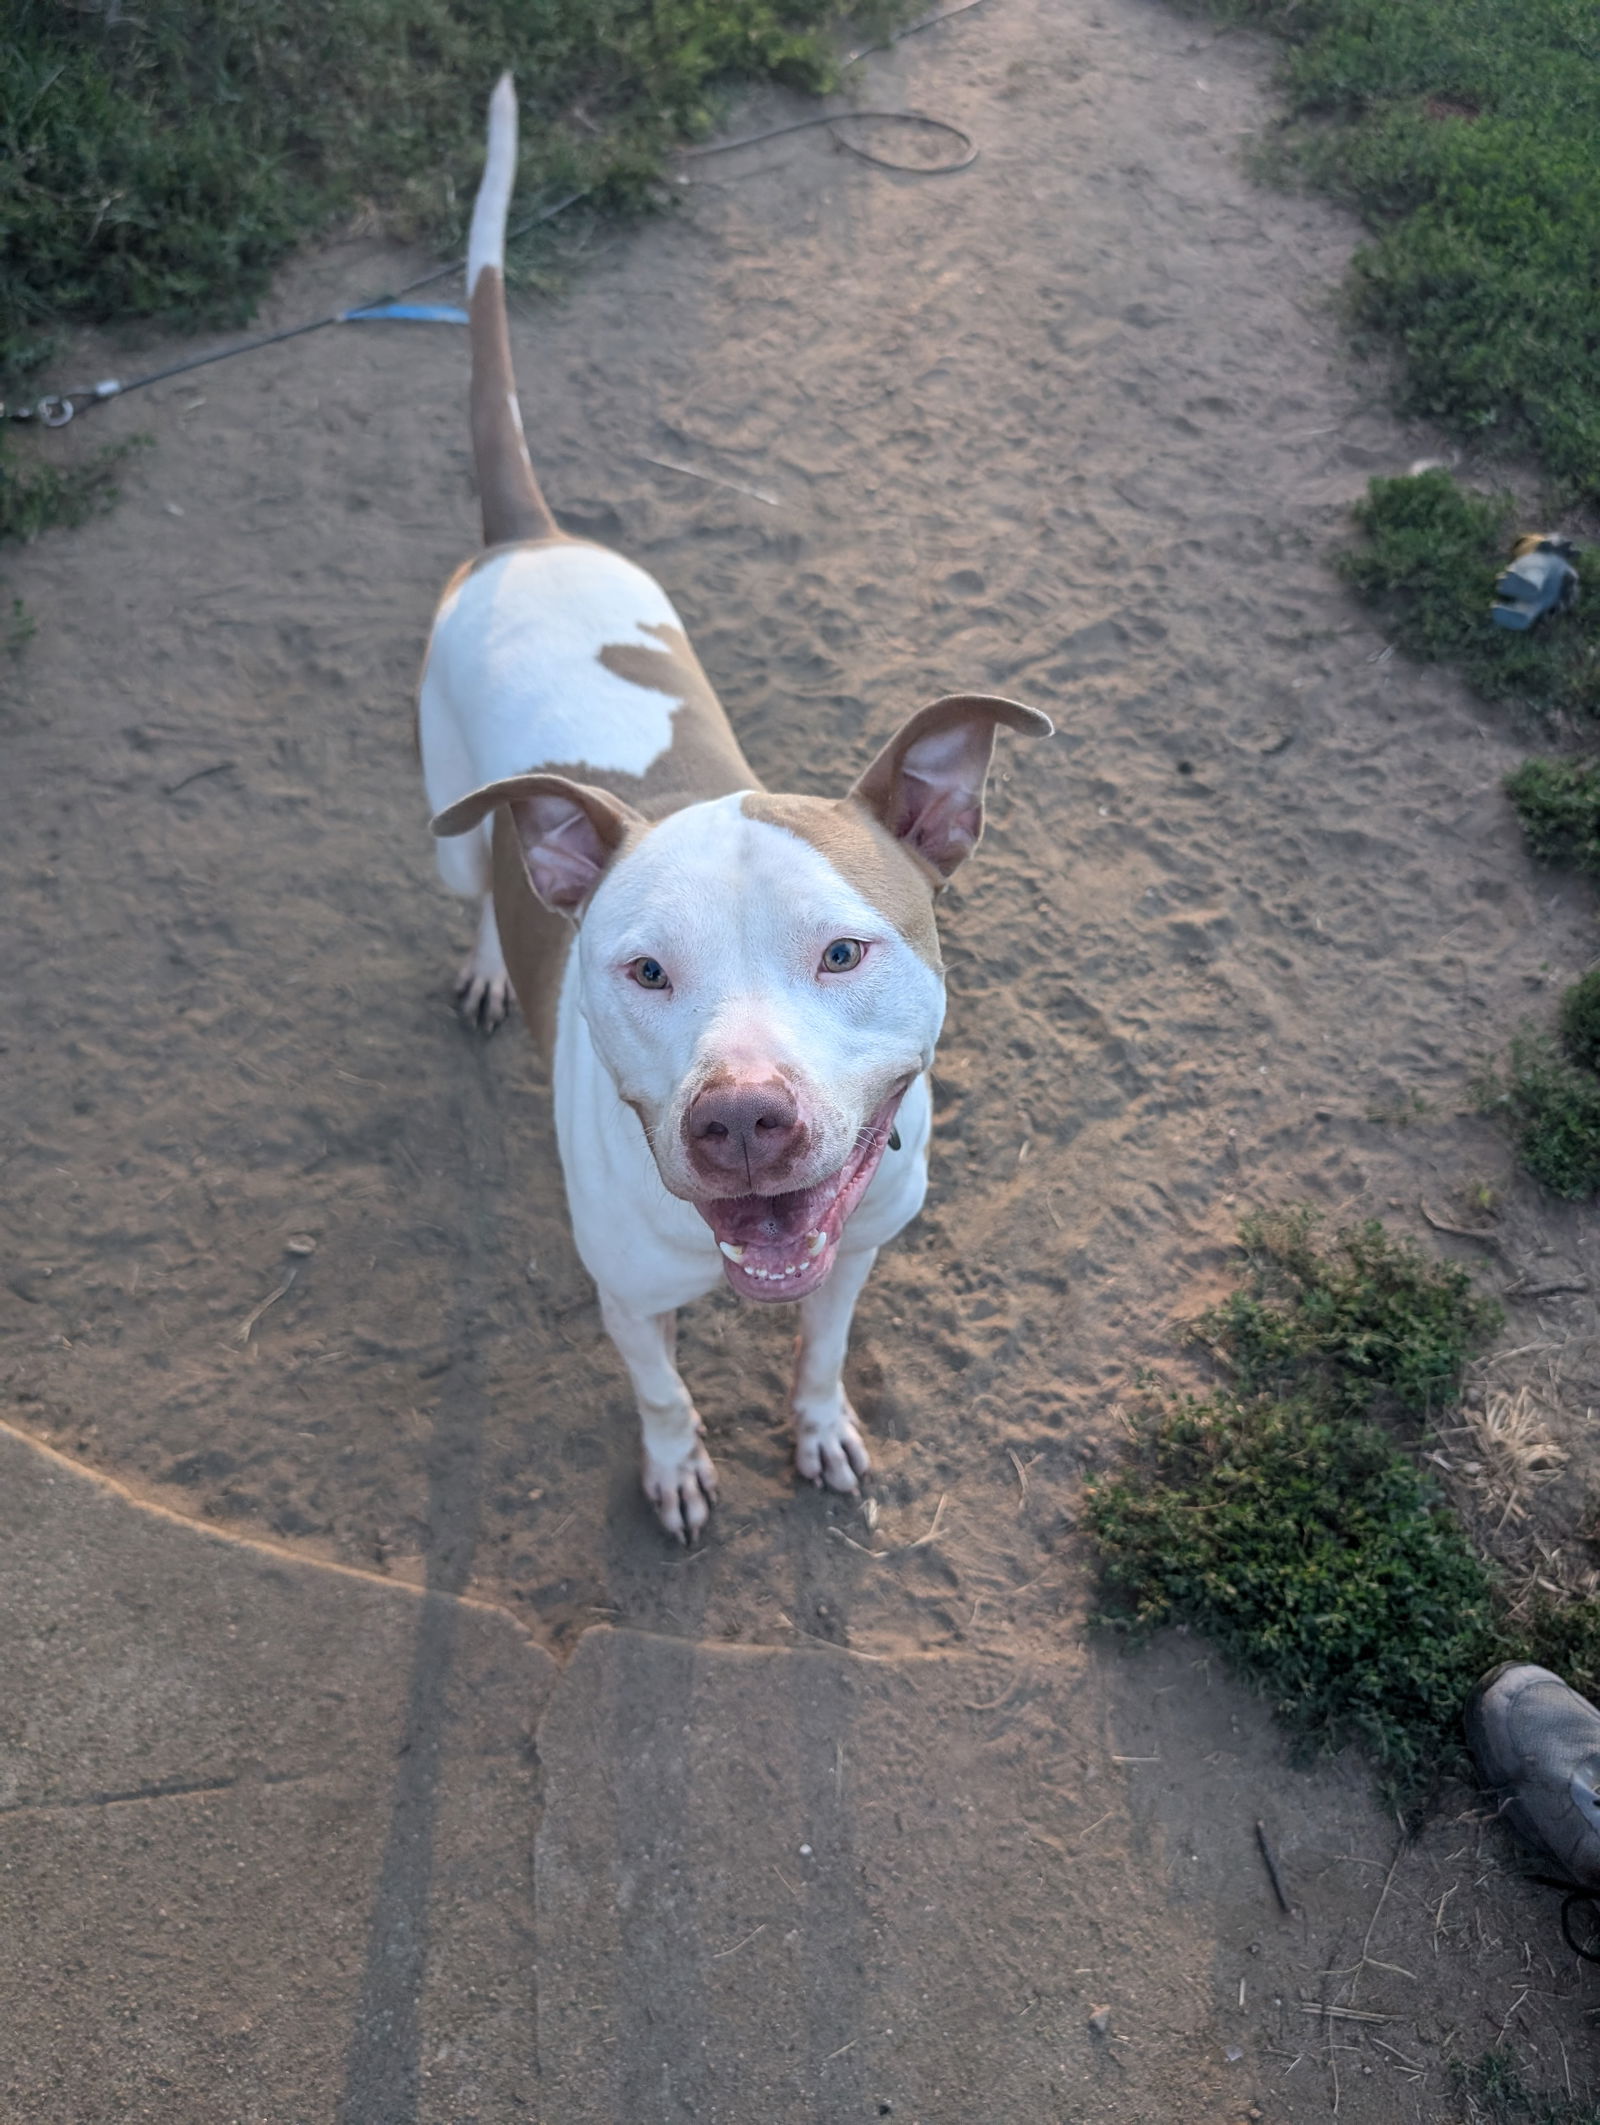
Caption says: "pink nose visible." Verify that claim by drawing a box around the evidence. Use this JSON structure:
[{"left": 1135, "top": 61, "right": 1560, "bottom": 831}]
[{"left": 686, "top": 1076, "right": 805, "bottom": 1184}]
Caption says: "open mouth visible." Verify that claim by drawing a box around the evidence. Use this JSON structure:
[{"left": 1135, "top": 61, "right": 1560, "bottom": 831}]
[{"left": 693, "top": 1088, "right": 906, "bottom": 1302}]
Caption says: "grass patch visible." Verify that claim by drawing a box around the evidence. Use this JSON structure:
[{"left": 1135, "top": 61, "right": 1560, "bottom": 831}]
[
  {"left": 0, "top": 430, "right": 137, "bottom": 545},
  {"left": 1335, "top": 471, "right": 1600, "bottom": 721},
  {"left": 1478, "top": 1030, "right": 1600, "bottom": 1202},
  {"left": 1086, "top": 1211, "right": 1600, "bottom": 1800},
  {"left": 1086, "top": 1388, "right": 1504, "bottom": 1793},
  {"left": 2, "top": 592, "right": 36, "bottom": 657},
  {"left": 1225, "top": 0, "right": 1600, "bottom": 496},
  {"left": 1457, "top": 2052, "right": 1600, "bottom": 2125},
  {"left": 1559, "top": 970, "right": 1600, "bottom": 1074},
  {"left": 0, "top": 0, "right": 897, "bottom": 540},
  {"left": 1, "top": 0, "right": 887, "bottom": 380},
  {"left": 1506, "top": 759, "right": 1600, "bottom": 876},
  {"left": 1193, "top": 1206, "right": 1502, "bottom": 1416}
]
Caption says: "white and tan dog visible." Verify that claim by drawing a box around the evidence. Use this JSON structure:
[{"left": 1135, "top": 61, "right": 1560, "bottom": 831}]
[{"left": 419, "top": 78, "right": 1051, "bottom": 1538}]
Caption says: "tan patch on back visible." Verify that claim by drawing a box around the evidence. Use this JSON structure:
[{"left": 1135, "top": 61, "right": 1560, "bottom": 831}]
[
  {"left": 596, "top": 622, "right": 758, "bottom": 811},
  {"left": 741, "top": 792, "right": 943, "bottom": 970}
]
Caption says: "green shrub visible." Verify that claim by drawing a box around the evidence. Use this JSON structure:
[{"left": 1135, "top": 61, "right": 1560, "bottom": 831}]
[
  {"left": 1456, "top": 2051, "right": 1600, "bottom": 2125},
  {"left": 1086, "top": 1212, "right": 1600, "bottom": 1802},
  {"left": 1522, "top": 1594, "right": 1600, "bottom": 1712},
  {"left": 1223, "top": 0, "right": 1600, "bottom": 495},
  {"left": 1085, "top": 1391, "right": 1504, "bottom": 1794},
  {"left": 0, "top": 0, "right": 893, "bottom": 386},
  {"left": 0, "top": 430, "right": 135, "bottom": 546},
  {"left": 1194, "top": 1207, "right": 1502, "bottom": 1415},
  {"left": 1506, "top": 758, "right": 1600, "bottom": 875},
  {"left": 1336, "top": 472, "right": 1599, "bottom": 720},
  {"left": 1559, "top": 968, "right": 1600, "bottom": 1073},
  {"left": 2, "top": 591, "right": 35, "bottom": 655},
  {"left": 0, "top": 0, "right": 898, "bottom": 542},
  {"left": 1480, "top": 1032, "right": 1600, "bottom": 1200}
]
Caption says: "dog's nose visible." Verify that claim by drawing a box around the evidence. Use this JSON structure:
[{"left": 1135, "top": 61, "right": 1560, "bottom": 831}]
[{"left": 687, "top": 1077, "right": 804, "bottom": 1182}]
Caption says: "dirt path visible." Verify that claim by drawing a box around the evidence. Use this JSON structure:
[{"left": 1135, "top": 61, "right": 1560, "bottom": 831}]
[{"left": 5, "top": 0, "right": 1600, "bottom": 2113}]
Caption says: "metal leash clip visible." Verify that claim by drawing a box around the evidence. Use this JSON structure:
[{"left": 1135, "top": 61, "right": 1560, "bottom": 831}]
[{"left": 2, "top": 393, "right": 75, "bottom": 426}]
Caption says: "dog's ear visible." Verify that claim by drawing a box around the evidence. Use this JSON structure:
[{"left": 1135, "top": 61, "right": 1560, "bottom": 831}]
[
  {"left": 848, "top": 693, "right": 1053, "bottom": 880},
  {"left": 432, "top": 774, "right": 642, "bottom": 915}
]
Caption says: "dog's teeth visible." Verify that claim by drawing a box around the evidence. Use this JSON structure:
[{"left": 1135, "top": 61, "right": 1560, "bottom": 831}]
[
  {"left": 719, "top": 1241, "right": 747, "bottom": 1263},
  {"left": 804, "top": 1230, "right": 826, "bottom": 1258}
]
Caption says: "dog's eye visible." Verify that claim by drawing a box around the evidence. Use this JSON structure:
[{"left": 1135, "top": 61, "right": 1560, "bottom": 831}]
[
  {"left": 820, "top": 938, "right": 865, "bottom": 974},
  {"left": 630, "top": 957, "right": 670, "bottom": 990}
]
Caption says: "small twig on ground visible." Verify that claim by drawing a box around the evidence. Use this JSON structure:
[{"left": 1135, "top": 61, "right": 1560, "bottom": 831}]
[
  {"left": 827, "top": 1525, "right": 887, "bottom": 1558},
  {"left": 640, "top": 454, "right": 779, "bottom": 507},
  {"left": 236, "top": 1265, "right": 299, "bottom": 1343},
  {"left": 1369, "top": 2036, "right": 1425, "bottom": 2077},
  {"left": 1256, "top": 1819, "right": 1294, "bottom": 1915},
  {"left": 1496, "top": 1985, "right": 1530, "bottom": 2046},
  {"left": 165, "top": 759, "right": 236, "bottom": 796},
  {"left": 1419, "top": 1198, "right": 1500, "bottom": 1243},
  {"left": 902, "top": 1492, "right": 947, "bottom": 1550}
]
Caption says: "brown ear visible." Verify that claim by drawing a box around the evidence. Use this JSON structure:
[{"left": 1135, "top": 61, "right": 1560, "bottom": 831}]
[
  {"left": 848, "top": 693, "right": 1053, "bottom": 880},
  {"left": 431, "top": 773, "right": 642, "bottom": 915}
]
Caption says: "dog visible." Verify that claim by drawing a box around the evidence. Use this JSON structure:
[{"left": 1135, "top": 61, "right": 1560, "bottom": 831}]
[{"left": 418, "top": 77, "right": 1051, "bottom": 1539}]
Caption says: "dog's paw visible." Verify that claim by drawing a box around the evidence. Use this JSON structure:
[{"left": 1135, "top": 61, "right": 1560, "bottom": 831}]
[
  {"left": 794, "top": 1400, "right": 871, "bottom": 1494},
  {"left": 642, "top": 1440, "right": 719, "bottom": 1543},
  {"left": 454, "top": 956, "right": 510, "bottom": 1032}
]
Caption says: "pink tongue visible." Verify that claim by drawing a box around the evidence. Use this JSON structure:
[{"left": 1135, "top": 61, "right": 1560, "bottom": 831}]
[{"left": 696, "top": 1180, "right": 838, "bottom": 1250}]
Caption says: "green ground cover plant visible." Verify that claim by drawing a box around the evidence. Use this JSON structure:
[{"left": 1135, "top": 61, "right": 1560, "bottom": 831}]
[
  {"left": 0, "top": 434, "right": 138, "bottom": 546},
  {"left": 0, "top": 0, "right": 895, "bottom": 539},
  {"left": 1193, "top": 1206, "right": 1502, "bottom": 1415},
  {"left": 1458, "top": 2052, "right": 1600, "bottom": 2125},
  {"left": 1334, "top": 472, "right": 1599, "bottom": 723},
  {"left": 1087, "top": 1387, "right": 1503, "bottom": 1793},
  {"left": 1478, "top": 1031, "right": 1600, "bottom": 1202},
  {"left": 1506, "top": 760, "right": 1600, "bottom": 877},
  {"left": 1223, "top": 0, "right": 1600, "bottom": 497},
  {"left": 1085, "top": 1212, "right": 1600, "bottom": 1798},
  {"left": 1559, "top": 970, "right": 1600, "bottom": 1075}
]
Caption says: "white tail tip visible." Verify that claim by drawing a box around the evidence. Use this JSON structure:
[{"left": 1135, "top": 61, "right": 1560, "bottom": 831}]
[{"left": 468, "top": 73, "right": 519, "bottom": 295}]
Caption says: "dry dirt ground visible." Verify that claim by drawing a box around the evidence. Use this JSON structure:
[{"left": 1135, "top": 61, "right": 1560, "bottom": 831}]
[{"left": 5, "top": 0, "right": 1600, "bottom": 2116}]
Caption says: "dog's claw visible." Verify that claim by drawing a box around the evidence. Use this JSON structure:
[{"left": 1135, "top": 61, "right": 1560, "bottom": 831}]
[
  {"left": 794, "top": 1401, "right": 872, "bottom": 1494},
  {"left": 643, "top": 1442, "right": 719, "bottom": 1542},
  {"left": 454, "top": 963, "right": 510, "bottom": 1032}
]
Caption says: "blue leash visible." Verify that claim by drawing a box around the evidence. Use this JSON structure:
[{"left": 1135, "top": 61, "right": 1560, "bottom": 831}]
[{"left": 1, "top": 190, "right": 585, "bottom": 429}]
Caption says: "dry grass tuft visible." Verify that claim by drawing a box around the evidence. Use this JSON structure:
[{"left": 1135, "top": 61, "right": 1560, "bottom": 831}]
[{"left": 1455, "top": 1386, "right": 1568, "bottom": 1527}]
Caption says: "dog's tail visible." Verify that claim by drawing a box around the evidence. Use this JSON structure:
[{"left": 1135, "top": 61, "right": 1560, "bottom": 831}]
[{"left": 466, "top": 74, "right": 558, "bottom": 546}]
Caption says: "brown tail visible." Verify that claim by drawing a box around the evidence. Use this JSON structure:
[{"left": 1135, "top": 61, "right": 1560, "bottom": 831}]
[{"left": 467, "top": 75, "right": 557, "bottom": 545}]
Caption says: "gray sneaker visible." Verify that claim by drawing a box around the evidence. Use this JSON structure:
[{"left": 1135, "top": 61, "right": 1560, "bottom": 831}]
[{"left": 1466, "top": 1662, "right": 1600, "bottom": 1892}]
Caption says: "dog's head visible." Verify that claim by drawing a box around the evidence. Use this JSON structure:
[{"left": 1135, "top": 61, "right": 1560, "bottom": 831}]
[{"left": 434, "top": 694, "right": 1051, "bottom": 1300}]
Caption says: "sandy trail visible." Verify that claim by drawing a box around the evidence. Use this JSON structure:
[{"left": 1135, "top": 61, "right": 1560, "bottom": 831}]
[{"left": 5, "top": 0, "right": 1600, "bottom": 2112}]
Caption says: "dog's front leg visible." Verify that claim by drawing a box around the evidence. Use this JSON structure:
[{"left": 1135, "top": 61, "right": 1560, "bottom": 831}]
[
  {"left": 792, "top": 1246, "right": 877, "bottom": 1493},
  {"left": 599, "top": 1291, "right": 717, "bottom": 1541}
]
